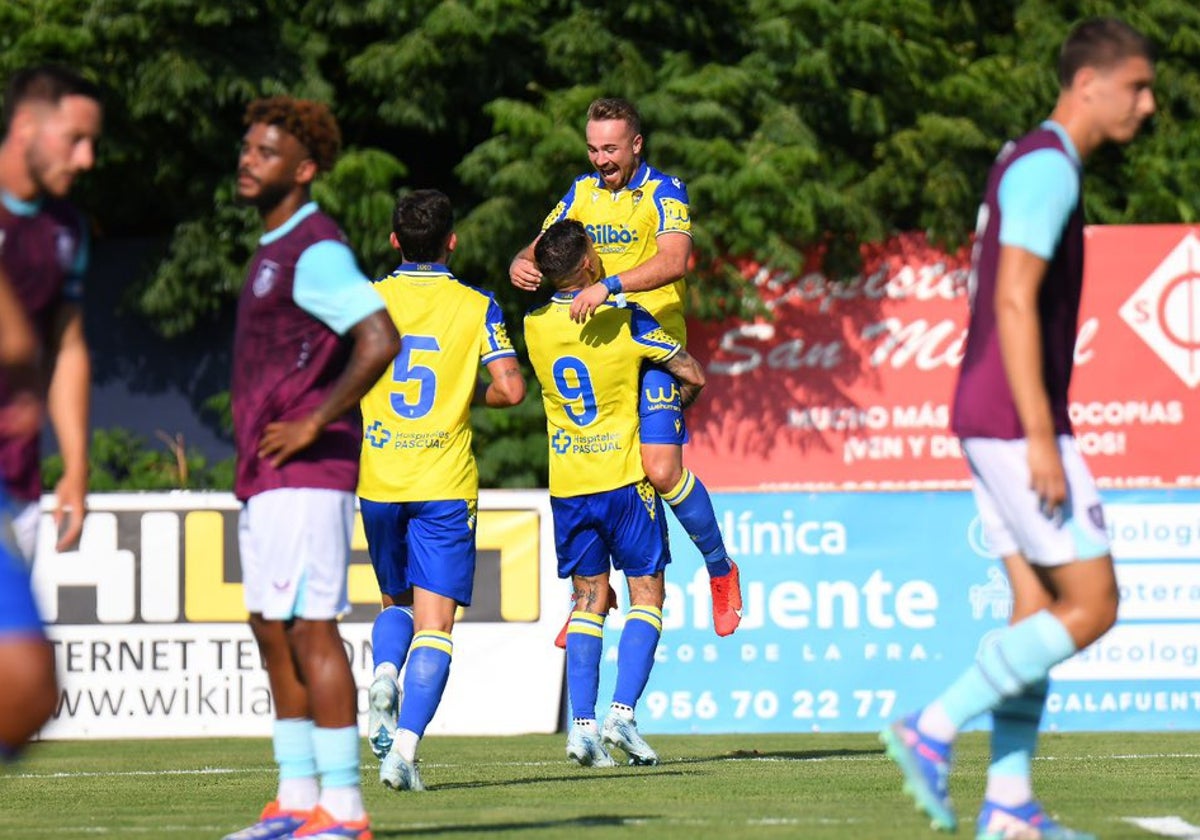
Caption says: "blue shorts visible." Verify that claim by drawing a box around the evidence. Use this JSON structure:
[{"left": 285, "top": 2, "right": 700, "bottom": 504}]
[
  {"left": 551, "top": 479, "right": 671, "bottom": 579},
  {"left": 360, "top": 498, "right": 477, "bottom": 606},
  {"left": 639, "top": 363, "right": 688, "bottom": 445},
  {"left": 0, "top": 533, "right": 43, "bottom": 637}
]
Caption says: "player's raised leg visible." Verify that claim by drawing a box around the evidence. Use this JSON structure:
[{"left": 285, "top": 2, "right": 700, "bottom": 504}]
[{"left": 640, "top": 365, "right": 741, "bottom": 637}]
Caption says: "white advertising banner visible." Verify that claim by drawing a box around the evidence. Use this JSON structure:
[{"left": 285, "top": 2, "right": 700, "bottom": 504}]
[{"left": 34, "top": 490, "right": 566, "bottom": 739}]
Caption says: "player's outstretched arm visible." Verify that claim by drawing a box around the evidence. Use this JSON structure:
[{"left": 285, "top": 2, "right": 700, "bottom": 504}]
[
  {"left": 994, "top": 244, "right": 1064, "bottom": 513},
  {"left": 258, "top": 310, "right": 400, "bottom": 467},
  {"left": 613, "top": 231, "right": 690, "bottom": 294},
  {"left": 568, "top": 232, "right": 691, "bottom": 323},
  {"left": 665, "top": 348, "right": 705, "bottom": 409},
  {"left": 476, "top": 356, "right": 526, "bottom": 408},
  {"left": 509, "top": 239, "right": 543, "bottom": 292}
]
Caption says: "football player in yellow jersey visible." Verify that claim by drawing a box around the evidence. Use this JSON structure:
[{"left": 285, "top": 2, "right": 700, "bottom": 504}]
[
  {"left": 511, "top": 97, "right": 742, "bottom": 640},
  {"left": 359, "top": 190, "right": 525, "bottom": 792},
  {"left": 527, "top": 219, "right": 705, "bottom": 767}
]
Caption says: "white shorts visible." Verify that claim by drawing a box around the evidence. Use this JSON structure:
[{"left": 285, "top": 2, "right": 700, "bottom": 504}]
[
  {"left": 238, "top": 487, "right": 354, "bottom": 621},
  {"left": 962, "top": 435, "right": 1110, "bottom": 567}
]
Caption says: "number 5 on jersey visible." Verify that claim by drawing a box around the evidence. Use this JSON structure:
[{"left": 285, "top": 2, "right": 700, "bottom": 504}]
[{"left": 391, "top": 335, "right": 440, "bottom": 419}]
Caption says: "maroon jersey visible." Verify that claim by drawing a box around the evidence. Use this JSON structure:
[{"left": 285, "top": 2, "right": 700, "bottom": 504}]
[
  {"left": 0, "top": 194, "right": 87, "bottom": 501},
  {"left": 951, "top": 127, "right": 1084, "bottom": 440},
  {"left": 232, "top": 206, "right": 361, "bottom": 501}
]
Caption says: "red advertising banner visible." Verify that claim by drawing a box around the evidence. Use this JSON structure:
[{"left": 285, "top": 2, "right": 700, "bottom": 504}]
[{"left": 684, "top": 226, "right": 1200, "bottom": 491}]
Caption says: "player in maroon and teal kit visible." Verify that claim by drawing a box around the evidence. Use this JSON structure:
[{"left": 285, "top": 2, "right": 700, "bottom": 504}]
[
  {"left": 882, "top": 19, "right": 1156, "bottom": 840},
  {"left": 0, "top": 64, "right": 101, "bottom": 758},
  {"left": 223, "top": 97, "right": 400, "bottom": 840},
  {"left": 0, "top": 65, "right": 102, "bottom": 561}
]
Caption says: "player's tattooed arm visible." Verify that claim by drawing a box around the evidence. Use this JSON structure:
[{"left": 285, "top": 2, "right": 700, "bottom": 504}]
[
  {"left": 665, "top": 348, "right": 705, "bottom": 409},
  {"left": 475, "top": 356, "right": 526, "bottom": 407}
]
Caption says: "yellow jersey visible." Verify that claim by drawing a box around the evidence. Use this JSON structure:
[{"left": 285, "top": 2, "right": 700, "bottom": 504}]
[
  {"left": 541, "top": 161, "right": 691, "bottom": 343},
  {"left": 358, "top": 262, "right": 515, "bottom": 502},
  {"left": 525, "top": 294, "right": 681, "bottom": 497}
]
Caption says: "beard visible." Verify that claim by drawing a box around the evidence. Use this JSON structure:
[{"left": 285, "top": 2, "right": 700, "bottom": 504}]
[
  {"left": 26, "top": 144, "right": 68, "bottom": 198},
  {"left": 236, "top": 174, "right": 292, "bottom": 215}
]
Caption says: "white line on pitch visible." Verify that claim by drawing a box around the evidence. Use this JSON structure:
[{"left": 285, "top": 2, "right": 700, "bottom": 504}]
[
  {"left": 1123, "top": 816, "right": 1200, "bottom": 839},
  {"left": 13, "top": 751, "right": 1200, "bottom": 780}
]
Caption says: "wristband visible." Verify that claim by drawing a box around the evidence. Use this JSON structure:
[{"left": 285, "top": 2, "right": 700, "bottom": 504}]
[{"left": 601, "top": 274, "right": 623, "bottom": 295}]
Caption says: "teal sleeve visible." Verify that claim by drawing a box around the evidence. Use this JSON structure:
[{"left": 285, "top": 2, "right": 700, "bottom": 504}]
[
  {"left": 997, "top": 149, "right": 1079, "bottom": 260},
  {"left": 63, "top": 222, "right": 88, "bottom": 301},
  {"left": 293, "top": 240, "right": 385, "bottom": 335}
]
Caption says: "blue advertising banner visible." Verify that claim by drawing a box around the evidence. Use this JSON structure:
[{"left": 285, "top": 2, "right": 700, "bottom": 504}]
[{"left": 591, "top": 489, "right": 1200, "bottom": 733}]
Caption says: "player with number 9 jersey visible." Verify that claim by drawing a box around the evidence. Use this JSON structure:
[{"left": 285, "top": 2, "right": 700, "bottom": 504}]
[{"left": 526, "top": 298, "right": 680, "bottom": 497}]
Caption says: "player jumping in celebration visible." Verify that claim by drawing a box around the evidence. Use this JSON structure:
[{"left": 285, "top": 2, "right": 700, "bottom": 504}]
[
  {"left": 225, "top": 96, "right": 400, "bottom": 840},
  {"left": 360, "top": 189, "right": 525, "bottom": 792},
  {"left": 881, "top": 19, "right": 1155, "bottom": 840},
  {"left": 0, "top": 65, "right": 102, "bottom": 560},
  {"left": 527, "top": 219, "right": 706, "bottom": 767},
  {"left": 510, "top": 97, "right": 742, "bottom": 640}
]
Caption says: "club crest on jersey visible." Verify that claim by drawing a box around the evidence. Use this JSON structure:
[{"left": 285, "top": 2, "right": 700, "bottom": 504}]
[
  {"left": 54, "top": 227, "right": 76, "bottom": 271},
  {"left": 636, "top": 478, "right": 657, "bottom": 520},
  {"left": 252, "top": 260, "right": 281, "bottom": 298}
]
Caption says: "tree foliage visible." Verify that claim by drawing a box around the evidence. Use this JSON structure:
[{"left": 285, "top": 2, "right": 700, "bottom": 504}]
[
  {"left": 43, "top": 428, "right": 234, "bottom": 491},
  {"left": 4, "top": 0, "right": 1198, "bottom": 488}
]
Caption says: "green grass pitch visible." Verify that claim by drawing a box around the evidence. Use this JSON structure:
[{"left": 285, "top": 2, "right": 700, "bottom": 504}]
[{"left": 3, "top": 732, "right": 1199, "bottom": 838}]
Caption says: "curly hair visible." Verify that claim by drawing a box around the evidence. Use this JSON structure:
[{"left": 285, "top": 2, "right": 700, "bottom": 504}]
[{"left": 244, "top": 96, "right": 341, "bottom": 173}]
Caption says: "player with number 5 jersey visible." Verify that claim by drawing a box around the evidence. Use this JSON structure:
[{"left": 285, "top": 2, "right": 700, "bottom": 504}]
[{"left": 358, "top": 190, "right": 524, "bottom": 794}]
